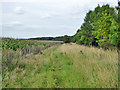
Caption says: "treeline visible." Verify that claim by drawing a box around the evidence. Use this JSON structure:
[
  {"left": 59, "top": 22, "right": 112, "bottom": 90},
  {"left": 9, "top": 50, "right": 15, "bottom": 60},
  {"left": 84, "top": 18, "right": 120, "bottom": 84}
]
[
  {"left": 29, "top": 4, "right": 119, "bottom": 49},
  {"left": 72, "top": 4, "right": 119, "bottom": 49},
  {"left": 29, "top": 36, "right": 64, "bottom": 41},
  {"left": 29, "top": 35, "right": 73, "bottom": 43}
]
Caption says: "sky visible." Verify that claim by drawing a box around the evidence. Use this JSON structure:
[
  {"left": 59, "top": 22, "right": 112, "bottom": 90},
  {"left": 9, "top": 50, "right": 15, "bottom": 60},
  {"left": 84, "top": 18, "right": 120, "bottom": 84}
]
[{"left": 1, "top": 0, "right": 118, "bottom": 39}]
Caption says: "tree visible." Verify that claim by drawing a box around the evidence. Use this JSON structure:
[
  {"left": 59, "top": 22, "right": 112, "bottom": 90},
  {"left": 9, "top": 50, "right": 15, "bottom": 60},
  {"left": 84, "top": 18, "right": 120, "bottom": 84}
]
[
  {"left": 109, "top": 17, "right": 119, "bottom": 46},
  {"left": 91, "top": 10, "right": 112, "bottom": 46},
  {"left": 72, "top": 4, "right": 118, "bottom": 49},
  {"left": 63, "top": 35, "right": 71, "bottom": 43},
  {"left": 73, "top": 10, "right": 95, "bottom": 46}
]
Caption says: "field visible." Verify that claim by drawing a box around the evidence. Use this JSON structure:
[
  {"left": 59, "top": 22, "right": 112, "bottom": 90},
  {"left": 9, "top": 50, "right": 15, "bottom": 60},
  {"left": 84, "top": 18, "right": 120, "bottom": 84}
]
[{"left": 2, "top": 39, "right": 118, "bottom": 88}]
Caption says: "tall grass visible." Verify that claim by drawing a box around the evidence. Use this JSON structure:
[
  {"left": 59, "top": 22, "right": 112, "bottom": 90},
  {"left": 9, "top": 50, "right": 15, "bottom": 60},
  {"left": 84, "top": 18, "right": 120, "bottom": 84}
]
[
  {"left": 58, "top": 44, "right": 118, "bottom": 88},
  {"left": 2, "top": 43, "right": 118, "bottom": 88},
  {"left": 2, "top": 39, "right": 63, "bottom": 88}
]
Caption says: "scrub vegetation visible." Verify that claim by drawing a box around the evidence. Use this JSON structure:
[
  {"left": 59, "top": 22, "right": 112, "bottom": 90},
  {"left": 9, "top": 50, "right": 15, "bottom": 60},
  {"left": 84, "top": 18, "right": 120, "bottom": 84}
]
[
  {"left": 1, "top": 3, "right": 119, "bottom": 88},
  {"left": 2, "top": 43, "right": 118, "bottom": 88}
]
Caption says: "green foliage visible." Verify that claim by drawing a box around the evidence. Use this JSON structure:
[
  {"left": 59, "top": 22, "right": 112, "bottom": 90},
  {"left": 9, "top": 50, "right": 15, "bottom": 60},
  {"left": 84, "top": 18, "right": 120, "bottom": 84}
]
[
  {"left": 63, "top": 35, "right": 71, "bottom": 43},
  {"left": 91, "top": 10, "right": 112, "bottom": 46},
  {"left": 2, "top": 38, "right": 63, "bottom": 51},
  {"left": 73, "top": 4, "right": 119, "bottom": 49},
  {"left": 109, "top": 18, "right": 119, "bottom": 46}
]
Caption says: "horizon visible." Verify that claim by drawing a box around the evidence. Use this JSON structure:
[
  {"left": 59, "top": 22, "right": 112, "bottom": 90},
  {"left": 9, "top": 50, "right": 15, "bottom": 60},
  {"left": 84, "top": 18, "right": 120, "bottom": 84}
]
[{"left": 1, "top": 0, "right": 118, "bottom": 39}]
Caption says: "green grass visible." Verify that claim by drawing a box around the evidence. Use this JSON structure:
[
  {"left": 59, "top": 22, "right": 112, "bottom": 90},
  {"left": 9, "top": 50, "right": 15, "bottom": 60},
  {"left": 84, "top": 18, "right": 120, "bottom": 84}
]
[{"left": 2, "top": 43, "right": 118, "bottom": 88}]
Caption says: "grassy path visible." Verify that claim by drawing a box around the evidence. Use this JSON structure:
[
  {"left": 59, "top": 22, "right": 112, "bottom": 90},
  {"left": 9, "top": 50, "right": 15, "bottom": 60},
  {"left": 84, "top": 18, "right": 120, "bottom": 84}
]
[{"left": 3, "top": 44, "right": 118, "bottom": 88}]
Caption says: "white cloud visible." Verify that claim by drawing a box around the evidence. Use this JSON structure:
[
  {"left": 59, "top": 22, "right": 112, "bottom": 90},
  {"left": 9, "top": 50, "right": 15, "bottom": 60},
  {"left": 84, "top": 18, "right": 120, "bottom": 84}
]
[
  {"left": 40, "top": 13, "right": 51, "bottom": 19},
  {"left": 14, "top": 6, "right": 25, "bottom": 14},
  {"left": 1, "top": 0, "right": 117, "bottom": 6},
  {"left": 0, "top": 0, "right": 81, "bottom": 3},
  {"left": 2, "top": 0, "right": 118, "bottom": 38},
  {"left": 30, "top": 25, "right": 40, "bottom": 28},
  {"left": 5, "top": 21, "right": 22, "bottom": 27},
  {"left": 29, "top": 24, "right": 72, "bottom": 29},
  {"left": 0, "top": 23, "right": 2, "bottom": 26},
  {"left": 10, "top": 21, "right": 22, "bottom": 25}
]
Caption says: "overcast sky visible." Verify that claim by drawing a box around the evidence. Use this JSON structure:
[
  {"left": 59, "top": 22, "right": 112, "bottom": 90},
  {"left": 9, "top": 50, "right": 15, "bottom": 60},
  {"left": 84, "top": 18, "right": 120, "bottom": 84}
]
[{"left": 1, "top": 0, "right": 118, "bottom": 39}]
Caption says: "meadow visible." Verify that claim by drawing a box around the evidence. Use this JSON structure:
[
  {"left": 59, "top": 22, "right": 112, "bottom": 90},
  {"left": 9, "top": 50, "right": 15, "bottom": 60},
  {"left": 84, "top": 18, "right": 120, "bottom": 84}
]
[{"left": 2, "top": 39, "right": 118, "bottom": 88}]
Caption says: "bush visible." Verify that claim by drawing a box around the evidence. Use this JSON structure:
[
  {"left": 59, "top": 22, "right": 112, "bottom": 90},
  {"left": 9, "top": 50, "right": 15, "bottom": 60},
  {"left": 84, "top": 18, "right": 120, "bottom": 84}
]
[{"left": 63, "top": 35, "right": 71, "bottom": 43}]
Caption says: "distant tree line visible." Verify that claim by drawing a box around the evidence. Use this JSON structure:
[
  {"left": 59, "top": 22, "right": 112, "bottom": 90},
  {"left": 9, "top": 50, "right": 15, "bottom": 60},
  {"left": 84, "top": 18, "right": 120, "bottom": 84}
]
[
  {"left": 29, "top": 36, "right": 64, "bottom": 41},
  {"left": 29, "top": 35, "right": 73, "bottom": 43}
]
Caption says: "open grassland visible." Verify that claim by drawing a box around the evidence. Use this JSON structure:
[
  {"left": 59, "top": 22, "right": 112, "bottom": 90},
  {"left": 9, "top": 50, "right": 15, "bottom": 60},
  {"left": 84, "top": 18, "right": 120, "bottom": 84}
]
[{"left": 2, "top": 43, "right": 118, "bottom": 88}]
